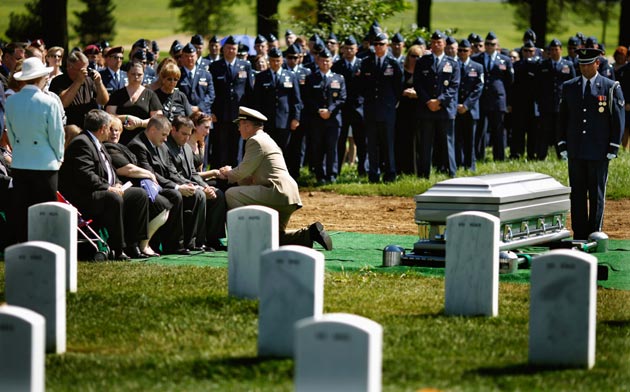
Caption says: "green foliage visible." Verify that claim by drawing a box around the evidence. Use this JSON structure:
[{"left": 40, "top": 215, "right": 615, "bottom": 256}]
[
  {"left": 288, "top": 0, "right": 411, "bottom": 39},
  {"left": 506, "top": 0, "right": 571, "bottom": 35},
  {"left": 5, "top": 0, "right": 44, "bottom": 42},
  {"left": 168, "top": 0, "right": 243, "bottom": 37},
  {"left": 572, "top": 0, "right": 620, "bottom": 44},
  {"left": 73, "top": 0, "right": 116, "bottom": 45},
  {"left": 0, "top": 263, "right": 628, "bottom": 390}
]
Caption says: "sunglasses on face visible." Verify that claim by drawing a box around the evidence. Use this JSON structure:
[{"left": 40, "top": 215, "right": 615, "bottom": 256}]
[
  {"left": 474, "top": 44, "right": 483, "bottom": 48},
  {"left": 458, "top": 48, "right": 470, "bottom": 52},
  {"left": 109, "top": 56, "right": 123, "bottom": 60},
  {"left": 48, "top": 54, "right": 62, "bottom": 58},
  {"left": 374, "top": 42, "right": 386, "bottom": 46},
  {"left": 287, "top": 56, "right": 299, "bottom": 60},
  {"left": 166, "top": 77, "right": 179, "bottom": 82},
  {"left": 485, "top": 42, "right": 497, "bottom": 46},
  {"left": 408, "top": 54, "right": 419, "bottom": 58}
]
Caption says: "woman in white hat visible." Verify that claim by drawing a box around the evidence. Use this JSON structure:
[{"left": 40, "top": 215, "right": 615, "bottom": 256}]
[{"left": 4, "top": 57, "right": 65, "bottom": 243}]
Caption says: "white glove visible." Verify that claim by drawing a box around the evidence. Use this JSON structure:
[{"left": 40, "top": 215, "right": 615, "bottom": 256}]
[
  {"left": 560, "top": 150, "right": 568, "bottom": 160},
  {"left": 607, "top": 153, "right": 617, "bottom": 160}
]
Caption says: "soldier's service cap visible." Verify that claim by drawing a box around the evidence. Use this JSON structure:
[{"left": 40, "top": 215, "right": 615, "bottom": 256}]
[
  {"left": 486, "top": 31, "right": 498, "bottom": 41},
  {"left": 268, "top": 33, "right": 278, "bottom": 42},
  {"left": 313, "top": 41, "right": 325, "bottom": 53},
  {"left": 459, "top": 39, "right": 471, "bottom": 48},
  {"left": 522, "top": 40, "right": 535, "bottom": 49},
  {"left": 319, "top": 48, "right": 333, "bottom": 58},
  {"left": 391, "top": 33, "right": 404, "bottom": 44},
  {"left": 191, "top": 34, "right": 204, "bottom": 45},
  {"left": 234, "top": 107, "right": 268, "bottom": 123},
  {"left": 327, "top": 32, "right": 338, "bottom": 42},
  {"left": 549, "top": 38, "right": 562, "bottom": 48},
  {"left": 468, "top": 33, "right": 482, "bottom": 43},
  {"left": 83, "top": 44, "right": 100, "bottom": 55},
  {"left": 146, "top": 52, "right": 155, "bottom": 62},
  {"left": 284, "top": 44, "right": 302, "bottom": 56},
  {"left": 238, "top": 43, "right": 249, "bottom": 54},
  {"left": 445, "top": 36, "right": 457, "bottom": 45},
  {"left": 132, "top": 50, "right": 147, "bottom": 61},
  {"left": 344, "top": 35, "right": 358, "bottom": 46},
  {"left": 152, "top": 41, "right": 160, "bottom": 52},
  {"left": 309, "top": 34, "right": 321, "bottom": 42},
  {"left": 255, "top": 34, "right": 268, "bottom": 44},
  {"left": 285, "top": 29, "right": 295, "bottom": 37},
  {"left": 431, "top": 30, "right": 445, "bottom": 41},
  {"left": 224, "top": 35, "right": 238, "bottom": 46},
  {"left": 209, "top": 35, "right": 219, "bottom": 44},
  {"left": 268, "top": 47, "right": 283, "bottom": 58},
  {"left": 107, "top": 46, "right": 124, "bottom": 56},
  {"left": 133, "top": 39, "right": 148, "bottom": 49},
  {"left": 523, "top": 29, "right": 536, "bottom": 42},
  {"left": 101, "top": 40, "right": 110, "bottom": 49},
  {"left": 412, "top": 37, "right": 426, "bottom": 46},
  {"left": 182, "top": 43, "right": 197, "bottom": 54},
  {"left": 568, "top": 36, "right": 580, "bottom": 46},
  {"left": 577, "top": 48, "right": 602, "bottom": 64},
  {"left": 585, "top": 36, "right": 598, "bottom": 48},
  {"left": 372, "top": 32, "right": 388, "bottom": 44},
  {"left": 170, "top": 40, "right": 183, "bottom": 53}
]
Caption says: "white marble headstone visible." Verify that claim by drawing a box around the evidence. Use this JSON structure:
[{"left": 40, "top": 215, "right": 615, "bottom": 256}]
[
  {"left": 227, "top": 205, "right": 279, "bottom": 299},
  {"left": 0, "top": 305, "right": 45, "bottom": 392},
  {"left": 445, "top": 211, "right": 499, "bottom": 317},
  {"left": 258, "top": 245, "right": 324, "bottom": 357},
  {"left": 28, "top": 202, "right": 78, "bottom": 293},
  {"left": 295, "top": 313, "right": 382, "bottom": 392},
  {"left": 5, "top": 241, "right": 67, "bottom": 354},
  {"left": 529, "top": 249, "right": 597, "bottom": 369}
]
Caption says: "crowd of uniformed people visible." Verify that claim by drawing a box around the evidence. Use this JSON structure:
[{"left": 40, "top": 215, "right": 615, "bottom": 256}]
[{"left": 0, "top": 22, "right": 628, "bottom": 253}]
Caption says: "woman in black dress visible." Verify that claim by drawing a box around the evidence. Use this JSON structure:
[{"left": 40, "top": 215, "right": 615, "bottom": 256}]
[
  {"left": 153, "top": 62, "right": 192, "bottom": 122},
  {"left": 106, "top": 63, "right": 163, "bottom": 145},
  {"left": 395, "top": 45, "right": 423, "bottom": 175}
]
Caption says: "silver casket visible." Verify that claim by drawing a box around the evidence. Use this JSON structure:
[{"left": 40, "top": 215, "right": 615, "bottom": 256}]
[{"left": 407, "top": 172, "right": 571, "bottom": 261}]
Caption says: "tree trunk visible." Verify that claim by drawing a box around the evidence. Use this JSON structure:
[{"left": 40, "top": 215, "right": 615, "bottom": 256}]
[
  {"left": 41, "top": 0, "right": 68, "bottom": 50},
  {"left": 317, "top": 0, "right": 332, "bottom": 27},
  {"left": 417, "top": 0, "right": 431, "bottom": 31},
  {"left": 619, "top": 0, "right": 630, "bottom": 46},
  {"left": 530, "top": 0, "right": 547, "bottom": 48},
  {"left": 257, "top": 0, "right": 280, "bottom": 38}
]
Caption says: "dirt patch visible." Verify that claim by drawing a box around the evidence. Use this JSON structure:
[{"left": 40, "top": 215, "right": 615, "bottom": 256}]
[{"left": 289, "top": 191, "right": 630, "bottom": 239}]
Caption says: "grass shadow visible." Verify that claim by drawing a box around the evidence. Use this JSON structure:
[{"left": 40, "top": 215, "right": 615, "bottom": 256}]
[
  {"left": 190, "top": 355, "right": 293, "bottom": 380},
  {"left": 474, "top": 363, "right": 582, "bottom": 377},
  {"left": 601, "top": 320, "right": 630, "bottom": 327}
]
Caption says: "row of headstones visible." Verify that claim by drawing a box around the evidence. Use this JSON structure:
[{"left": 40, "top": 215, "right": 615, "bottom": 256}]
[
  {"left": 1, "top": 202, "right": 79, "bottom": 391},
  {"left": 446, "top": 211, "right": 597, "bottom": 369},
  {"left": 227, "top": 206, "right": 383, "bottom": 390}
]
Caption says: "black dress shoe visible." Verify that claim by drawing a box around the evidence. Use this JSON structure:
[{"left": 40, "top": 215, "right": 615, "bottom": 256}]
[
  {"left": 125, "top": 246, "right": 150, "bottom": 259},
  {"left": 309, "top": 221, "right": 333, "bottom": 251},
  {"left": 188, "top": 245, "right": 206, "bottom": 252},
  {"left": 163, "top": 248, "right": 191, "bottom": 256},
  {"left": 111, "top": 249, "right": 131, "bottom": 261},
  {"left": 207, "top": 242, "right": 227, "bottom": 251}
]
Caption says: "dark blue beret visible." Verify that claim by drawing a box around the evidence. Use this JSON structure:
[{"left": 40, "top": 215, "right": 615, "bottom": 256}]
[
  {"left": 268, "top": 47, "right": 282, "bottom": 58},
  {"left": 209, "top": 35, "right": 219, "bottom": 44},
  {"left": 459, "top": 39, "right": 471, "bottom": 48},
  {"left": 391, "top": 32, "right": 404, "bottom": 44},
  {"left": 255, "top": 34, "right": 267, "bottom": 44},
  {"left": 486, "top": 31, "right": 498, "bottom": 41},
  {"left": 468, "top": 33, "right": 482, "bottom": 43},
  {"left": 319, "top": 48, "right": 332, "bottom": 58},
  {"left": 344, "top": 35, "right": 358, "bottom": 46},
  {"left": 182, "top": 43, "right": 197, "bottom": 54},
  {"left": 224, "top": 35, "right": 237, "bottom": 46},
  {"left": 445, "top": 36, "right": 457, "bottom": 45},
  {"left": 191, "top": 34, "right": 204, "bottom": 45},
  {"left": 549, "top": 38, "right": 562, "bottom": 48},
  {"left": 431, "top": 30, "right": 445, "bottom": 40}
]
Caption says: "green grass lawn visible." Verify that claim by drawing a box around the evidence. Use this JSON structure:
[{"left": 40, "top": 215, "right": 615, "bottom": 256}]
[
  {"left": 0, "top": 0, "right": 621, "bottom": 52},
  {"left": 0, "top": 263, "right": 628, "bottom": 391}
]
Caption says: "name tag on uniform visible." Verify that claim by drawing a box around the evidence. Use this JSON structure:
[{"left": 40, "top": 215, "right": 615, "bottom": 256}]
[
  {"left": 498, "top": 64, "right": 506, "bottom": 71},
  {"left": 284, "top": 81, "right": 293, "bottom": 88},
  {"left": 468, "top": 70, "right": 478, "bottom": 77},
  {"left": 199, "top": 81, "right": 208, "bottom": 86},
  {"left": 384, "top": 66, "right": 393, "bottom": 76},
  {"left": 299, "top": 79, "right": 305, "bottom": 85},
  {"left": 443, "top": 62, "right": 452, "bottom": 73},
  {"left": 331, "top": 81, "right": 340, "bottom": 89},
  {"left": 561, "top": 65, "right": 570, "bottom": 74},
  {"left": 239, "top": 70, "right": 248, "bottom": 78}
]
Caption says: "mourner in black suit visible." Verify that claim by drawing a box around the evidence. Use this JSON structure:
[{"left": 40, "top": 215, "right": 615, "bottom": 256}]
[
  {"left": 59, "top": 110, "right": 149, "bottom": 260},
  {"left": 0, "top": 151, "right": 14, "bottom": 249},
  {"left": 558, "top": 48, "right": 625, "bottom": 240},
  {"left": 209, "top": 36, "right": 254, "bottom": 168},
  {"left": 127, "top": 116, "right": 203, "bottom": 255},
  {"left": 165, "top": 116, "right": 227, "bottom": 251}
]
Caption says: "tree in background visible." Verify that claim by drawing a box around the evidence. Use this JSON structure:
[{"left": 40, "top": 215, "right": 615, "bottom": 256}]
[
  {"left": 572, "top": 0, "right": 620, "bottom": 46},
  {"left": 619, "top": 0, "right": 630, "bottom": 46},
  {"left": 73, "top": 0, "right": 116, "bottom": 45},
  {"left": 506, "top": 0, "right": 568, "bottom": 47},
  {"left": 258, "top": 0, "right": 280, "bottom": 38},
  {"left": 5, "top": 0, "right": 68, "bottom": 49},
  {"left": 417, "top": 0, "right": 432, "bottom": 31},
  {"left": 169, "top": 0, "right": 244, "bottom": 37}
]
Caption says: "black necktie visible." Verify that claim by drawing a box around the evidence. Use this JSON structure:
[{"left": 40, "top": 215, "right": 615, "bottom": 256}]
[
  {"left": 584, "top": 80, "right": 591, "bottom": 98},
  {"left": 100, "top": 146, "right": 115, "bottom": 186}
]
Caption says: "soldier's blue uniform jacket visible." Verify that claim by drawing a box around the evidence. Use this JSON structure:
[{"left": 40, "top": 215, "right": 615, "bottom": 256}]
[
  {"left": 196, "top": 57, "right": 211, "bottom": 73},
  {"left": 413, "top": 53, "right": 460, "bottom": 119},
  {"left": 99, "top": 69, "right": 128, "bottom": 95},
  {"left": 598, "top": 56, "right": 615, "bottom": 80},
  {"left": 559, "top": 75, "right": 625, "bottom": 160},
  {"left": 253, "top": 68, "right": 302, "bottom": 129},
  {"left": 209, "top": 59, "right": 253, "bottom": 123},
  {"left": 509, "top": 56, "right": 540, "bottom": 112},
  {"left": 457, "top": 59, "right": 484, "bottom": 120},
  {"left": 331, "top": 57, "right": 364, "bottom": 118},
  {"left": 177, "top": 66, "right": 215, "bottom": 115},
  {"left": 303, "top": 71, "right": 347, "bottom": 126},
  {"left": 472, "top": 52, "right": 513, "bottom": 112},
  {"left": 536, "top": 57, "right": 576, "bottom": 113},
  {"left": 359, "top": 54, "right": 403, "bottom": 121}
]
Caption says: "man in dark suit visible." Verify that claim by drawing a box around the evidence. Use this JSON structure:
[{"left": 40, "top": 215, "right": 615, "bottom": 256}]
[
  {"left": 208, "top": 35, "right": 254, "bottom": 168},
  {"left": 472, "top": 31, "right": 514, "bottom": 161},
  {"left": 331, "top": 36, "right": 367, "bottom": 176},
  {"left": 59, "top": 109, "right": 149, "bottom": 260},
  {"left": 128, "top": 115, "right": 205, "bottom": 254},
  {"left": 359, "top": 32, "right": 403, "bottom": 183},
  {"left": 99, "top": 46, "right": 128, "bottom": 95},
  {"left": 558, "top": 48, "right": 625, "bottom": 240},
  {"left": 177, "top": 43, "right": 215, "bottom": 115},
  {"left": 165, "top": 116, "right": 227, "bottom": 251},
  {"left": 253, "top": 47, "right": 302, "bottom": 155},
  {"left": 536, "top": 38, "right": 576, "bottom": 160},
  {"left": 303, "top": 48, "right": 347, "bottom": 184},
  {"left": 0, "top": 150, "right": 14, "bottom": 249},
  {"left": 455, "top": 39, "right": 484, "bottom": 171}
]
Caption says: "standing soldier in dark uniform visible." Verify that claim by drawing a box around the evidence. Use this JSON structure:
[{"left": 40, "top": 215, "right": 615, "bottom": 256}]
[
  {"left": 205, "top": 36, "right": 222, "bottom": 63},
  {"left": 177, "top": 43, "right": 215, "bottom": 115},
  {"left": 455, "top": 39, "right": 484, "bottom": 171},
  {"left": 413, "top": 30, "right": 460, "bottom": 178},
  {"left": 208, "top": 36, "right": 253, "bottom": 168},
  {"left": 558, "top": 48, "right": 625, "bottom": 240},
  {"left": 509, "top": 40, "right": 540, "bottom": 159},
  {"left": 468, "top": 33, "right": 484, "bottom": 55},
  {"left": 536, "top": 38, "right": 575, "bottom": 160},
  {"left": 331, "top": 36, "right": 367, "bottom": 176},
  {"left": 303, "top": 49, "right": 347, "bottom": 184},
  {"left": 359, "top": 32, "right": 403, "bottom": 183},
  {"left": 390, "top": 33, "right": 406, "bottom": 65},
  {"left": 585, "top": 37, "right": 615, "bottom": 80},
  {"left": 252, "top": 47, "right": 302, "bottom": 155},
  {"left": 284, "top": 44, "right": 313, "bottom": 179},
  {"left": 191, "top": 34, "right": 211, "bottom": 72},
  {"left": 564, "top": 36, "right": 582, "bottom": 75},
  {"left": 99, "top": 46, "right": 128, "bottom": 95},
  {"left": 472, "top": 32, "right": 513, "bottom": 161}
]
